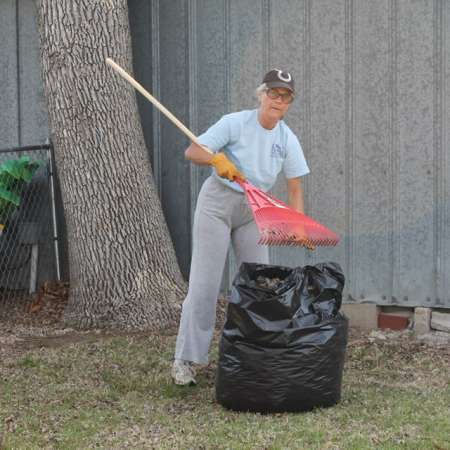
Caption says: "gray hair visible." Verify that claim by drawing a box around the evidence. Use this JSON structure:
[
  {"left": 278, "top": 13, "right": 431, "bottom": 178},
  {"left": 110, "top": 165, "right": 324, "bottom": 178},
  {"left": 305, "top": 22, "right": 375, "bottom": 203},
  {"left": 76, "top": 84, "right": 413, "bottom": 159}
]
[{"left": 255, "top": 83, "right": 268, "bottom": 103}]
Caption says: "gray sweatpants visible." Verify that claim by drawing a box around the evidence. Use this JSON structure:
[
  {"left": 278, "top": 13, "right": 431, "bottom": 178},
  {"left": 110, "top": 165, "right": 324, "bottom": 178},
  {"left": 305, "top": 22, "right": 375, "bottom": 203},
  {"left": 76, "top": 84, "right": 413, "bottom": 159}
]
[{"left": 174, "top": 176, "right": 269, "bottom": 364}]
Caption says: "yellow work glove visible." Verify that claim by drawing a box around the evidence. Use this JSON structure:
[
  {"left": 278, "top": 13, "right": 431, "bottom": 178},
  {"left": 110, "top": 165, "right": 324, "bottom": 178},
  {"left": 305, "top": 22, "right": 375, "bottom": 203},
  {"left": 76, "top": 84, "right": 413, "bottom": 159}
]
[{"left": 209, "top": 153, "right": 245, "bottom": 182}]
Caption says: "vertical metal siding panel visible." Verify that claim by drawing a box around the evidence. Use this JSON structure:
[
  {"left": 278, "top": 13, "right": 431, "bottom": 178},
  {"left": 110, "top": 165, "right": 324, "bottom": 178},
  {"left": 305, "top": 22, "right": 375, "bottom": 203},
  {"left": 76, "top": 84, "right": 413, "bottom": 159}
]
[
  {"left": 307, "top": 0, "right": 347, "bottom": 271},
  {"left": 301, "top": 0, "right": 313, "bottom": 269},
  {"left": 0, "top": 0, "right": 19, "bottom": 147},
  {"left": 229, "top": 0, "right": 264, "bottom": 111},
  {"left": 443, "top": 0, "right": 450, "bottom": 308},
  {"left": 223, "top": 0, "right": 232, "bottom": 290},
  {"left": 188, "top": 0, "right": 199, "bottom": 222},
  {"left": 352, "top": 0, "right": 391, "bottom": 303},
  {"left": 433, "top": 0, "right": 444, "bottom": 308},
  {"left": 158, "top": 0, "right": 192, "bottom": 278},
  {"left": 129, "top": 0, "right": 154, "bottom": 165},
  {"left": 268, "top": 0, "right": 307, "bottom": 268},
  {"left": 345, "top": 0, "right": 356, "bottom": 300},
  {"left": 388, "top": 0, "right": 400, "bottom": 307},
  {"left": 151, "top": 0, "right": 162, "bottom": 193},
  {"left": 395, "top": 0, "right": 435, "bottom": 306},
  {"left": 18, "top": 0, "right": 49, "bottom": 146}
]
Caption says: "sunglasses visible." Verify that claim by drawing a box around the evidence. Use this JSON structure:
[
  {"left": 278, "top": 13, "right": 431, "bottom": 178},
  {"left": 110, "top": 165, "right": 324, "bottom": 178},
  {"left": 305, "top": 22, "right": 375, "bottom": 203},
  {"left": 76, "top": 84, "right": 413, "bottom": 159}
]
[{"left": 266, "top": 88, "right": 294, "bottom": 104}]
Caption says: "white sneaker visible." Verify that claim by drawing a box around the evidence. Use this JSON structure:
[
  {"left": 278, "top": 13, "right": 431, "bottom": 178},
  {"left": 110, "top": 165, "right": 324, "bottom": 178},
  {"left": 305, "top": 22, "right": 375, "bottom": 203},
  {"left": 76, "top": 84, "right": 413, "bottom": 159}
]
[{"left": 171, "top": 359, "right": 197, "bottom": 386}]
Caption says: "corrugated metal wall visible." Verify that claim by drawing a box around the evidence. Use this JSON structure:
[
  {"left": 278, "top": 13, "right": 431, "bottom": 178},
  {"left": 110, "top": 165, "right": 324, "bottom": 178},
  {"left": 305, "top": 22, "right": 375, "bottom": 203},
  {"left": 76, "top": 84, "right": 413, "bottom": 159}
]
[
  {"left": 2, "top": 0, "right": 449, "bottom": 308},
  {"left": 130, "top": 0, "right": 449, "bottom": 309}
]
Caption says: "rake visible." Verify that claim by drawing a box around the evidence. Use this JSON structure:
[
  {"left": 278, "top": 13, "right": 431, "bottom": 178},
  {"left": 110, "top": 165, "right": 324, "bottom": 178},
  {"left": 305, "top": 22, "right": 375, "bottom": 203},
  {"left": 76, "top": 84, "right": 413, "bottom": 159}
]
[
  {"left": 235, "top": 179, "right": 339, "bottom": 247},
  {"left": 106, "top": 57, "right": 340, "bottom": 248}
]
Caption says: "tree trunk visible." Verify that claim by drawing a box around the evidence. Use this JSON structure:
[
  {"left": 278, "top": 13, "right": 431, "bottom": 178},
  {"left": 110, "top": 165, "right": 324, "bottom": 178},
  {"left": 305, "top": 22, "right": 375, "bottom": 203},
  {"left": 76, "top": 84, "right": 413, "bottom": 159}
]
[{"left": 36, "top": 0, "right": 186, "bottom": 330}]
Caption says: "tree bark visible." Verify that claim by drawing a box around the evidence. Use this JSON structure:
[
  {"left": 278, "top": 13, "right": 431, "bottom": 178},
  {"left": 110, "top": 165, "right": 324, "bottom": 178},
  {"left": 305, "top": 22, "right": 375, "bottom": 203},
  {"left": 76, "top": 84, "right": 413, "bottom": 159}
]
[{"left": 36, "top": 0, "right": 186, "bottom": 330}]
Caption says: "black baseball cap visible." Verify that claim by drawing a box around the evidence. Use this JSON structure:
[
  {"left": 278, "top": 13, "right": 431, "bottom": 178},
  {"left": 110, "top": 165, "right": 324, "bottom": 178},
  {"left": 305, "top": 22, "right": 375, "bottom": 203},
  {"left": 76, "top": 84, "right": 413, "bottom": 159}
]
[{"left": 262, "top": 69, "right": 295, "bottom": 93}]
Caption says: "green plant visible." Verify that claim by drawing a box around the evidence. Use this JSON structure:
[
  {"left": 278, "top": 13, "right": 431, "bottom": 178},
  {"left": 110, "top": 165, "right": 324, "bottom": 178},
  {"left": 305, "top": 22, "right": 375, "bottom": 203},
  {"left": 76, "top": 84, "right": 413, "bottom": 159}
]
[{"left": 0, "top": 156, "right": 41, "bottom": 230}]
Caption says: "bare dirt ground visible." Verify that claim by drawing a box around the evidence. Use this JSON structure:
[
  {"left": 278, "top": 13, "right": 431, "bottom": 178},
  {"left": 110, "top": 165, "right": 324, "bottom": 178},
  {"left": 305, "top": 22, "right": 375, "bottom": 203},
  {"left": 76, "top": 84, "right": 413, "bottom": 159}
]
[
  {"left": 0, "top": 282, "right": 124, "bottom": 358},
  {"left": 0, "top": 284, "right": 231, "bottom": 359}
]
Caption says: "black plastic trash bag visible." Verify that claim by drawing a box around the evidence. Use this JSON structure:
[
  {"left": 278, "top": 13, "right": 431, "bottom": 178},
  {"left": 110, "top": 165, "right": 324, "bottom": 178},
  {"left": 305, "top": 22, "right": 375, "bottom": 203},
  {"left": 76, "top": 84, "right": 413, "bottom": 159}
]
[{"left": 216, "top": 262, "right": 348, "bottom": 413}]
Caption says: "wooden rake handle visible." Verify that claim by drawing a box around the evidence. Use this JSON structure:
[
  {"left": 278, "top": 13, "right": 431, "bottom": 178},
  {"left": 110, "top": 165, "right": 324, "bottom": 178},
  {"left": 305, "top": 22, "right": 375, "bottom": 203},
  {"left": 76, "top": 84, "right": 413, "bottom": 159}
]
[{"left": 106, "top": 57, "right": 213, "bottom": 155}]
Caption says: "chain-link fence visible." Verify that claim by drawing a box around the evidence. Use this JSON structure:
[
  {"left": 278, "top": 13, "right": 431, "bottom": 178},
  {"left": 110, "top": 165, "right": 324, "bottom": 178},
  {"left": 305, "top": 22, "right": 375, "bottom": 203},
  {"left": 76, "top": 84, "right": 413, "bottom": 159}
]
[{"left": 0, "top": 144, "right": 59, "bottom": 303}]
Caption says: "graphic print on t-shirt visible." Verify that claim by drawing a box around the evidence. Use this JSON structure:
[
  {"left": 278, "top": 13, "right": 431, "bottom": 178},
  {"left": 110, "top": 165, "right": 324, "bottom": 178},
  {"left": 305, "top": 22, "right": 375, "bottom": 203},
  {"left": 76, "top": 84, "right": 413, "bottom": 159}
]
[{"left": 270, "top": 143, "right": 287, "bottom": 159}]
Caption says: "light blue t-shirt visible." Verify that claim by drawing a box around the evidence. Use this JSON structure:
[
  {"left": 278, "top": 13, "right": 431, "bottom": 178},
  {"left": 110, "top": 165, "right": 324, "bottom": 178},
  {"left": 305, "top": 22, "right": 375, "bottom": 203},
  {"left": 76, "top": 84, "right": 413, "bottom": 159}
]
[{"left": 197, "top": 109, "right": 309, "bottom": 192}]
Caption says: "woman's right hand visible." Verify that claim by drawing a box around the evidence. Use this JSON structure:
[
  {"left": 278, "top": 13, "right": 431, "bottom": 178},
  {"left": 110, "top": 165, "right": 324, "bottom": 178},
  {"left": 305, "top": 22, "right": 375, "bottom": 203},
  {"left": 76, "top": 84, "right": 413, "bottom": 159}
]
[{"left": 209, "top": 153, "right": 245, "bottom": 182}]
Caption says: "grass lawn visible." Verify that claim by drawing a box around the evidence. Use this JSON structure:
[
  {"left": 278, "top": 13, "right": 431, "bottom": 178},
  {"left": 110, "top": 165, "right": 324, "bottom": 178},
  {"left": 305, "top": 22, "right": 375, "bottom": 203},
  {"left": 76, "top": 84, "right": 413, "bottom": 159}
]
[{"left": 0, "top": 329, "right": 449, "bottom": 450}]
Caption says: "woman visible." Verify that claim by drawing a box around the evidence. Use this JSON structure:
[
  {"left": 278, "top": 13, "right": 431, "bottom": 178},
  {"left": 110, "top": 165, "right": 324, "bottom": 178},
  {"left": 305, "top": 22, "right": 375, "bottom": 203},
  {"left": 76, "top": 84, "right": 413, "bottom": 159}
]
[{"left": 172, "top": 69, "right": 310, "bottom": 385}]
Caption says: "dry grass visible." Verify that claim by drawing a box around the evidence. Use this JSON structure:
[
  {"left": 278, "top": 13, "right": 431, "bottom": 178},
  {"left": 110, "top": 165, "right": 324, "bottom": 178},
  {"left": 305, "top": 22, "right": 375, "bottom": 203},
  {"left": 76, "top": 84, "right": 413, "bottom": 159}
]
[{"left": 0, "top": 327, "right": 449, "bottom": 450}]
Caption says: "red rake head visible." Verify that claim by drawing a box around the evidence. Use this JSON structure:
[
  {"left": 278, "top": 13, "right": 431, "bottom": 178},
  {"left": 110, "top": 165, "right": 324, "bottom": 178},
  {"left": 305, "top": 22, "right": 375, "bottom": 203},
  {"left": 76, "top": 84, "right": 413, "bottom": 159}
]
[{"left": 236, "top": 180, "right": 340, "bottom": 248}]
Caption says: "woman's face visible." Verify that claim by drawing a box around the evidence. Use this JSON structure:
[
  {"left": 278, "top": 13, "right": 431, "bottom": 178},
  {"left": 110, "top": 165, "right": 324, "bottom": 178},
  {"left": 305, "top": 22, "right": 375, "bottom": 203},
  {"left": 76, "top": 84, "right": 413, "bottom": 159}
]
[{"left": 259, "top": 87, "right": 293, "bottom": 123}]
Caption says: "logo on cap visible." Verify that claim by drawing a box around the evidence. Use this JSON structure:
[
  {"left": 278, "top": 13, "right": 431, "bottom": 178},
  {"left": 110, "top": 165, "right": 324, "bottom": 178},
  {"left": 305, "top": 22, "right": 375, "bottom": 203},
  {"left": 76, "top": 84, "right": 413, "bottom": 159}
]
[{"left": 276, "top": 69, "right": 292, "bottom": 83}]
